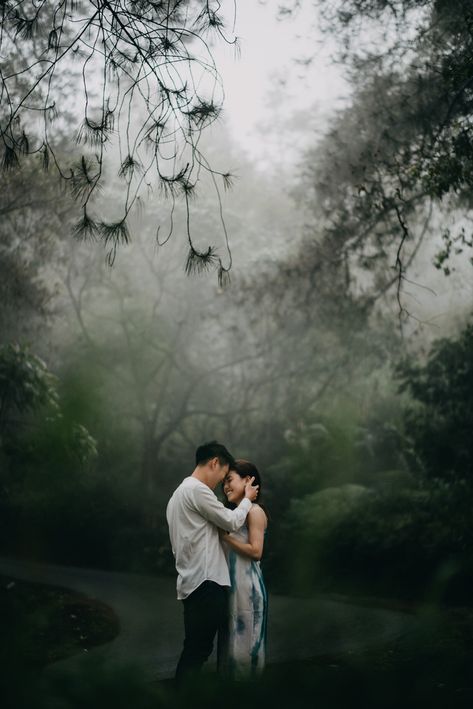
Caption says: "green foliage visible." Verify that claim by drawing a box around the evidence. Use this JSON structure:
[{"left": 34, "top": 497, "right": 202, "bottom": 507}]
[
  {"left": 266, "top": 323, "right": 473, "bottom": 601},
  {"left": 287, "top": 484, "right": 372, "bottom": 535},
  {"left": 281, "top": 483, "right": 371, "bottom": 590},
  {"left": 288, "top": 0, "right": 473, "bottom": 308},
  {"left": 270, "top": 419, "right": 358, "bottom": 496},
  {"left": 0, "top": 344, "right": 58, "bottom": 436},
  {"left": 0, "top": 345, "right": 177, "bottom": 572},
  {"left": 433, "top": 227, "right": 473, "bottom": 276},
  {"left": 0, "top": 153, "right": 76, "bottom": 345},
  {"left": 0, "top": 345, "right": 112, "bottom": 565},
  {"left": 0, "top": 343, "right": 97, "bottom": 474},
  {"left": 267, "top": 405, "right": 407, "bottom": 500},
  {"left": 281, "top": 479, "right": 473, "bottom": 601},
  {"left": 397, "top": 322, "right": 473, "bottom": 482}
]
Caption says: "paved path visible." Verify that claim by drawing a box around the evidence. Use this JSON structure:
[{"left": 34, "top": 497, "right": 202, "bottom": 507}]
[{"left": 0, "top": 556, "right": 418, "bottom": 681}]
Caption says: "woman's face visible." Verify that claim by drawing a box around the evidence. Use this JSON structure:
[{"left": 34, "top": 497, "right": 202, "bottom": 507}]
[{"left": 223, "top": 471, "right": 248, "bottom": 504}]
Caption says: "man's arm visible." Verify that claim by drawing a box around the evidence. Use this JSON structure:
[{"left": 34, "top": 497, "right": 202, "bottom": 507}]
[{"left": 192, "top": 481, "right": 258, "bottom": 532}]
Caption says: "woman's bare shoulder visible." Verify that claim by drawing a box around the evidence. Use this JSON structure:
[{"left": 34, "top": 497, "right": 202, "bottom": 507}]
[{"left": 248, "top": 503, "right": 268, "bottom": 527}]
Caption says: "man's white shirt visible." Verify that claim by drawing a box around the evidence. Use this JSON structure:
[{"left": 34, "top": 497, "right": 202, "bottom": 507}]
[{"left": 166, "top": 476, "right": 252, "bottom": 600}]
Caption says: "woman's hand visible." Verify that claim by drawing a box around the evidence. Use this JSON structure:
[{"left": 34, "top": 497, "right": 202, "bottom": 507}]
[{"left": 244, "top": 476, "right": 259, "bottom": 501}]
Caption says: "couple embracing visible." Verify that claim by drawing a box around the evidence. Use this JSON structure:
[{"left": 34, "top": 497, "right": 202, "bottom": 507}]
[{"left": 166, "top": 441, "right": 268, "bottom": 684}]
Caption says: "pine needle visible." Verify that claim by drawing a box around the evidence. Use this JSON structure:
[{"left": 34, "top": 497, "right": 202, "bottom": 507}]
[{"left": 185, "top": 246, "right": 219, "bottom": 276}]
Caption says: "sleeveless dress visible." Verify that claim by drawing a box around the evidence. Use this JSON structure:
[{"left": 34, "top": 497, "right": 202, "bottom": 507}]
[{"left": 224, "top": 516, "right": 268, "bottom": 678}]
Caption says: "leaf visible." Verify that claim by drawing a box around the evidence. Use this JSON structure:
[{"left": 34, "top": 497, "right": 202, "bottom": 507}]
[
  {"left": 185, "top": 246, "right": 218, "bottom": 276},
  {"left": 184, "top": 99, "right": 221, "bottom": 127},
  {"left": 48, "top": 29, "right": 58, "bottom": 51},
  {"left": 222, "top": 172, "right": 236, "bottom": 191},
  {"left": 70, "top": 156, "right": 99, "bottom": 200},
  {"left": 2, "top": 145, "right": 19, "bottom": 170},
  {"left": 18, "top": 130, "right": 29, "bottom": 155},
  {"left": 218, "top": 266, "right": 231, "bottom": 288},
  {"left": 41, "top": 144, "right": 50, "bottom": 170},
  {"left": 73, "top": 210, "right": 99, "bottom": 241},
  {"left": 14, "top": 13, "right": 38, "bottom": 41},
  {"left": 118, "top": 155, "right": 143, "bottom": 179},
  {"left": 99, "top": 219, "right": 131, "bottom": 247},
  {"left": 76, "top": 114, "right": 114, "bottom": 147}
]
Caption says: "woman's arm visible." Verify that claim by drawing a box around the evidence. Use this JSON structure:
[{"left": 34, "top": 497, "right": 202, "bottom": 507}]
[
  {"left": 221, "top": 505, "right": 267, "bottom": 561},
  {"left": 192, "top": 477, "right": 258, "bottom": 532}
]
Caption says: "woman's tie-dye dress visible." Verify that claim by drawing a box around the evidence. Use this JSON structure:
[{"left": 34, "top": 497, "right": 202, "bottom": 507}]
[{"left": 225, "top": 519, "right": 268, "bottom": 677}]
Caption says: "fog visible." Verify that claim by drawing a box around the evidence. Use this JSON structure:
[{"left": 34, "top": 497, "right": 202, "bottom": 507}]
[{"left": 2, "top": 1, "right": 473, "bottom": 704}]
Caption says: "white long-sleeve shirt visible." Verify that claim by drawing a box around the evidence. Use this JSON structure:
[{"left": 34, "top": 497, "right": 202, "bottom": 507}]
[{"left": 166, "top": 476, "right": 252, "bottom": 600}]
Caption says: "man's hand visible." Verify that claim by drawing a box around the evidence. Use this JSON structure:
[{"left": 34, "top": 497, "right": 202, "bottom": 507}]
[
  {"left": 244, "top": 476, "right": 259, "bottom": 502},
  {"left": 218, "top": 528, "right": 229, "bottom": 542}
]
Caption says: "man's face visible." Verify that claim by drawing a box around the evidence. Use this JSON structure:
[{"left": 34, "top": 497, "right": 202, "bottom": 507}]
[{"left": 214, "top": 459, "right": 230, "bottom": 483}]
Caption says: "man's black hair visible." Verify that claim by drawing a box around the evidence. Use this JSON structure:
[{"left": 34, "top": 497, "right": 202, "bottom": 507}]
[{"left": 195, "top": 441, "right": 235, "bottom": 468}]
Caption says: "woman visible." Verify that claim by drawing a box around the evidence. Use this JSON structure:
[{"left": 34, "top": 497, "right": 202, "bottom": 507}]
[{"left": 220, "top": 459, "right": 268, "bottom": 677}]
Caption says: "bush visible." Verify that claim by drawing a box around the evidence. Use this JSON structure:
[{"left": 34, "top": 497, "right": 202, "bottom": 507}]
[
  {"left": 397, "top": 321, "right": 473, "bottom": 483},
  {"left": 278, "top": 479, "right": 473, "bottom": 602},
  {"left": 280, "top": 484, "right": 372, "bottom": 591}
]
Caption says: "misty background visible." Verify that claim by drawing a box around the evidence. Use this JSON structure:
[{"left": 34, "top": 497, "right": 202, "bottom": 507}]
[{"left": 2, "top": 4, "right": 473, "bottom": 697}]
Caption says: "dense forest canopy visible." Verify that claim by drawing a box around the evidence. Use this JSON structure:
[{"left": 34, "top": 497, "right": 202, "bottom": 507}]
[{"left": 278, "top": 0, "right": 473, "bottom": 324}]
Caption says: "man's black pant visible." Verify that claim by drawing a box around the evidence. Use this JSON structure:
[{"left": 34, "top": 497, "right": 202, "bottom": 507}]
[{"left": 175, "top": 580, "right": 229, "bottom": 684}]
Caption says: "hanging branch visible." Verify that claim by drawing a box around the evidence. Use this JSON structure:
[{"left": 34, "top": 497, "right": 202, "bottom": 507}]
[
  {"left": 393, "top": 195, "right": 410, "bottom": 332},
  {"left": 0, "top": 0, "right": 236, "bottom": 277}
]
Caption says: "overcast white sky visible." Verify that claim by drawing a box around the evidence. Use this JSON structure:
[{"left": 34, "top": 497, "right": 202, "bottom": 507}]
[{"left": 210, "top": 1, "right": 347, "bottom": 166}]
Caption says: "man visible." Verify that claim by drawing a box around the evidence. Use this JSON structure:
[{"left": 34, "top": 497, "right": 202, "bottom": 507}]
[{"left": 166, "top": 440, "right": 258, "bottom": 683}]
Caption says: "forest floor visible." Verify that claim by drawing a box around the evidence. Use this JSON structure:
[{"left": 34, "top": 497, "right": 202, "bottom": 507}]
[
  {"left": 157, "top": 601, "right": 473, "bottom": 708},
  {"left": 259, "top": 604, "right": 473, "bottom": 708},
  {"left": 0, "top": 573, "right": 120, "bottom": 668},
  {"left": 1, "top": 558, "right": 472, "bottom": 708}
]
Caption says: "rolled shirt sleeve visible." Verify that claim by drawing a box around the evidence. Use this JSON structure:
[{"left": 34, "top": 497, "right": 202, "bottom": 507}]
[{"left": 192, "top": 485, "right": 252, "bottom": 532}]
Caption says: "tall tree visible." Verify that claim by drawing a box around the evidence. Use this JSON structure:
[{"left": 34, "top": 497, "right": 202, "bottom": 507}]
[
  {"left": 0, "top": 154, "right": 74, "bottom": 345},
  {"left": 282, "top": 0, "right": 473, "bottom": 319}
]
